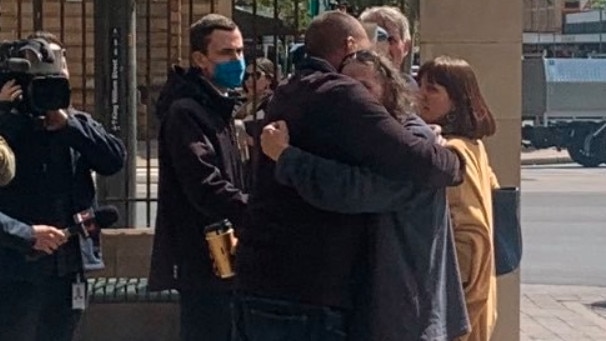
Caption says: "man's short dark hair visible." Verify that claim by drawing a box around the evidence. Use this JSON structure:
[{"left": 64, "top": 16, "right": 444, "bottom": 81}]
[
  {"left": 190, "top": 14, "right": 237, "bottom": 54},
  {"left": 27, "top": 31, "right": 64, "bottom": 49},
  {"left": 305, "top": 10, "right": 366, "bottom": 59}
]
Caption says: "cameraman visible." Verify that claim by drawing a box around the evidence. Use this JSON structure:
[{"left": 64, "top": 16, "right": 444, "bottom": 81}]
[{"left": 0, "top": 32, "right": 126, "bottom": 341}]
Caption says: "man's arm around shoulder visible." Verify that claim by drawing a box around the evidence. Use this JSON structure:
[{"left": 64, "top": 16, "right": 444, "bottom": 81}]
[{"left": 326, "top": 82, "right": 464, "bottom": 187}]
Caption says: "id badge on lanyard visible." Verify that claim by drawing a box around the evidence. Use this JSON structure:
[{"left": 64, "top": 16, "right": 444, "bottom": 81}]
[{"left": 72, "top": 273, "right": 87, "bottom": 310}]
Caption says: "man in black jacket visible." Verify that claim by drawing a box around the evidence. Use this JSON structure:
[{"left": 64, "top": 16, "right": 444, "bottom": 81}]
[
  {"left": 0, "top": 33, "right": 126, "bottom": 341},
  {"left": 148, "top": 14, "right": 247, "bottom": 341},
  {"left": 233, "top": 11, "right": 465, "bottom": 340}
]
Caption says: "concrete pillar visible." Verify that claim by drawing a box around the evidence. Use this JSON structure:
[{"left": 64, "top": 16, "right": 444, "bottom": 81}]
[{"left": 419, "top": 1, "right": 523, "bottom": 341}]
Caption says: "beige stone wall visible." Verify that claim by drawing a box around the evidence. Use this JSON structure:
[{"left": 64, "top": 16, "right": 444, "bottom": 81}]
[{"left": 420, "top": 0, "right": 522, "bottom": 340}]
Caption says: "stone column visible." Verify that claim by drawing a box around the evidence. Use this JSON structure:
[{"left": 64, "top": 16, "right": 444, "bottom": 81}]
[{"left": 419, "top": 1, "right": 523, "bottom": 341}]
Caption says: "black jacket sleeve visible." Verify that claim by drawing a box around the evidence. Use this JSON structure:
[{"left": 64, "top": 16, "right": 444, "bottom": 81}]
[
  {"left": 272, "top": 117, "right": 438, "bottom": 214},
  {"left": 0, "top": 211, "right": 35, "bottom": 254},
  {"left": 324, "top": 82, "right": 464, "bottom": 187},
  {"left": 54, "top": 110, "right": 126, "bottom": 176},
  {"left": 163, "top": 105, "right": 247, "bottom": 225},
  {"left": 275, "top": 146, "right": 415, "bottom": 213},
  {"left": 0, "top": 105, "right": 29, "bottom": 146}
]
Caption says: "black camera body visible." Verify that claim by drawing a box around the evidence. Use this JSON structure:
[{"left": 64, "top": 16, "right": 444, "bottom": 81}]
[{"left": 0, "top": 38, "right": 71, "bottom": 116}]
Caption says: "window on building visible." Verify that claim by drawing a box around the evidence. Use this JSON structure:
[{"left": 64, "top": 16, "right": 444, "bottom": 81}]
[{"left": 564, "top": 1, "right": 580, "bottom": 9}]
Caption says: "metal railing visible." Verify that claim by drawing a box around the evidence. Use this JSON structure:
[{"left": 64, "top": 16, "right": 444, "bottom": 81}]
[{"left": 0, "top": 0, "right": 410, "bottom": 227}]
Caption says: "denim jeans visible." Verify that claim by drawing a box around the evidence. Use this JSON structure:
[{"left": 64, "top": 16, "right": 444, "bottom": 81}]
[{"left": 232, "top": 295, "right": 348, "bottom": 341}]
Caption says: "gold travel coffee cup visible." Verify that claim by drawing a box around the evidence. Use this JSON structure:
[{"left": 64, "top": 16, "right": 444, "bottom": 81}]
[{"left": 204, "top": 219, "right": 236, "bottom": 279}]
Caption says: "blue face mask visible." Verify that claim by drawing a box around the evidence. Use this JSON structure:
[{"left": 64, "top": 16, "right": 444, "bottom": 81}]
[{"left": 212, "top": 58, "right": 246, "bottom": 89}]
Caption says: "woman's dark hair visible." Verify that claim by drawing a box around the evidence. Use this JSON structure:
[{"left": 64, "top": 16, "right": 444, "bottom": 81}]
[
  {"left": 242, "top": 57, "right": 279, "bottom": 93},
  {"left": 340, "top": 50, "right": 415, "bottom": 119},
  {"left": 417, "top": 55, "right": 496, "bottom": 139}
]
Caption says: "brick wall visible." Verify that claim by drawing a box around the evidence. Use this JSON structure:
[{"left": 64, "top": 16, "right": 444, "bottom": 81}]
[{"left": 0, "top": 0, "right": 228, "bottom": 139}]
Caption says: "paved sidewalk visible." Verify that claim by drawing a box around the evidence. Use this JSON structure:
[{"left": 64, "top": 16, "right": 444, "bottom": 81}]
[
  {"left": 521, "top": 284, "right": 606, "bottom": 340},
  {"left": 521, "top": 148, "right": 572, "bottom": 166}
]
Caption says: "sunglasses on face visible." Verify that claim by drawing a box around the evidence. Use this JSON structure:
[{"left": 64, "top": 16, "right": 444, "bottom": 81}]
[
  {"left": 346, "top": 49, "right": 378, "bottom": 62},
  {"left": 376, "top": 26, "right": 399, "bottom": 44},
  {"left": 376, "top": 27, "right": 389, "bottom": 42},
  {"left": 339, "top": 50, "right": 394, "bottom": 78},
  {"left": 244, "top": 71, "right": 265, "bottom": 80}
]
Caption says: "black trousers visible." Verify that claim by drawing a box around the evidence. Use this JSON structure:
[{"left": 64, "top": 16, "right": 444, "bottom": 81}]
[
  {"left": 179, "top": 289, "right": 233, "bottom": 341},
  {"left": 0, "top": 274, "right": 82, "bottom": 341}
]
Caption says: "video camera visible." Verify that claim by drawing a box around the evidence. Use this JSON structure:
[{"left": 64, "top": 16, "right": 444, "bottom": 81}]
[{"left": 0, "top": 38, "right": 71, "bottom": 115}]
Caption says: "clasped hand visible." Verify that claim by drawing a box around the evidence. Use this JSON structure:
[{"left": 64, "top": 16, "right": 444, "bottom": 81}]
[
  {"left": 260, "top": 120, "right": 290, "bottom": 161},
  {"left": 32, "top": 225, "right": 68, "bottom": 255}
]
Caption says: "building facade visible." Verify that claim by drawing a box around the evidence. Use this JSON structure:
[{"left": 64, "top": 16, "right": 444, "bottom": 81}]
[
  {"left": 523, "top": 0, "right": 589, "bottom": 33},
  {"left": 522, "top": 0, "right": 606, "bottom": 57}
]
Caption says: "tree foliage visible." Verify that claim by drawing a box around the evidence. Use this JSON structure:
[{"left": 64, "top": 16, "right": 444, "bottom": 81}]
[
  {"left": 591, "top": 0, "right": 606, "bottom": 9},
  {"left": 250, "top": 0, "right": 419, "bottom": 32},
  {"left": 255, "top": 0, "right": 311, "bottom": 31}
]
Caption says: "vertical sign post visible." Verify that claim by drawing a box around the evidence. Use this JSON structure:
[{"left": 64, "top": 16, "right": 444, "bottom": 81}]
[{"left": 94, "top": 0, "right": 137, "bottom": 227}]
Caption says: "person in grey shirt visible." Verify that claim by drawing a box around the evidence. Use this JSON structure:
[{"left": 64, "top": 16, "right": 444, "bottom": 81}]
[{"left": 260, "top": 51, "right": 470, "bottom": 340}]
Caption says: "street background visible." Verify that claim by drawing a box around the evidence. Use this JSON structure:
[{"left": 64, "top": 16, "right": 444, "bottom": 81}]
[{"left": 519, "top": 149, "right": 606, "bottom": 340}]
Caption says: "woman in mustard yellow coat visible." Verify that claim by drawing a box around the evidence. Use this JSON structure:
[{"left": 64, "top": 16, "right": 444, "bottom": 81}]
[{"left": 418, "top": 56, "right": 500, "bottom": 341}]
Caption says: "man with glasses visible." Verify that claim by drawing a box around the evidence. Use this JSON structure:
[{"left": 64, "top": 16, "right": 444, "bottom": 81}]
[
  {"left": 360, "top": 6, "right": 412, "bottom": 72},
  {"left": 359, "top": 5, "right": 421, "bottom": 90}
]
